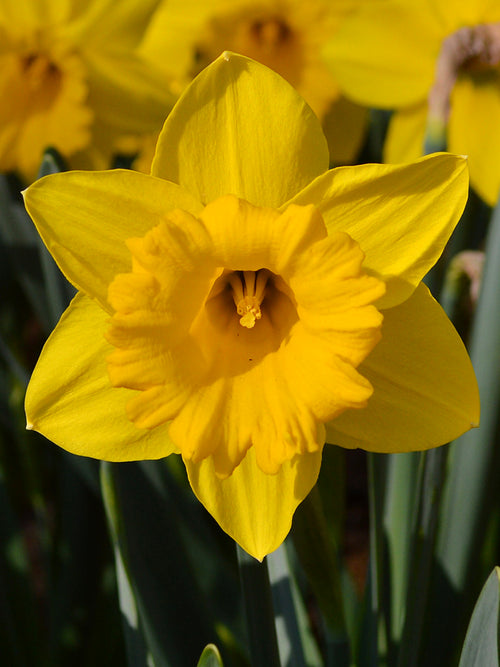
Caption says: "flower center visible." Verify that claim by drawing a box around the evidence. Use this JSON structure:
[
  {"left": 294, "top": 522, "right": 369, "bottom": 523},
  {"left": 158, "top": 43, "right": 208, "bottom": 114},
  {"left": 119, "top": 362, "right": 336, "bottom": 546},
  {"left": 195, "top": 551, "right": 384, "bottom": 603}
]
[
  {"left": 21, "top": 52, "right": 62, "bottom": 98},
  {"left": 249, "top": 17, "right": 292, "bottom": 53},
  {"left": 228, "top": 269, "right": 270, "bottom": 328},
  {"left": 2, "top": 32, "right": 92, "bottom": 178},
  {"left": 187, "top": 5, "right": 337, "bottom": 119},
  {"left": 191, "top": 9, "right": 300, "bottom": 85}
]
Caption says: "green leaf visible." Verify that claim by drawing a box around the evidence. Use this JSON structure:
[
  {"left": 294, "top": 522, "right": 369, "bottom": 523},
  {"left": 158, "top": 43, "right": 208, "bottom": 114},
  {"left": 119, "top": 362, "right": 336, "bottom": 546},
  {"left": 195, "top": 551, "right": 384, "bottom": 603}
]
[
  {"left": 383, "top": 451, "right": 421, "bottom": 649},
  {"left": 268, "top": 544, "right": 322, "bottom": 667},
  {"left": 361, "top": 453, "right": 389, "bottom": 667},
  {"left": 459, "top": 567, "right": 500, "bottom": 667},
  {"left": 397, "top": 448, "right": 448, "bottom": 667},
  {"left": 237, "top": 546, "right": 281, "bottom": 667},
  {"left": 101, "top": 460, "right": 218, "bottom": 667},
  {"left": 0, "top": 175, "right": 53, "bottom": 331},
  {"left": 0, "top": 471, "right": 41, "bottom": 666},
  {"left": 424, "top": 196, "right": 500, "bottom": 666},
  {"left": 37, "top": 148, "right": 68, "bottom": 178},
  {"left": 290, "top": 484, "right": 350, "bottom": 666},
  {"left": 197, "top": 644, "right": 224, "bottom": 667}
]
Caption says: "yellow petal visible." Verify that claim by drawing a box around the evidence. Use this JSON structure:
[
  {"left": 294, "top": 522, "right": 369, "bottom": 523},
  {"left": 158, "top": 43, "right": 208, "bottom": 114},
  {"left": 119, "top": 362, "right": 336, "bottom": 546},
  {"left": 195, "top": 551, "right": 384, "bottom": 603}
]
[
  {"left": 326, "top": 283, "right": 480, "bottom": 452},
  {"left": 324, "top": 0, "right": 438, "bottom": 108},
  {"left": 23, "top": 170, "right": 203, "bottom": 310},
  {"left": 322, "top": 95, "right": 368, "bottom": 165},
  {"left": 139, "top": 0, "right": 210, "bottom": 83},
  {"left": 169, "top": 349, "right": 325, "bottom": 478},
  {"left": 0, "top": 0, "right": 70, "bottom": 29},
  {"left": 279, "top": 323, "right": 376, "bottom": 422},
  {"left": 106, "top": 216, "right": 217, "bottom": 431},
  {"left": 25, "top": 293, "right": 178, "bottom": 461},
  {"left": 429, "top": 0, "right": 500, "bottom": 32},
  {"left": 152, "top": 52, "right": 329, "bottom": 207},
  {"left": 199, "top": 195, "right": 327, "bottom": 274},
  {"left": 383, "top": 103, "right": 427, "bottom": 165},
  {"left": 160, "top": 197, "right": 382, "bottom": 477},
  {"left": 287, "top": 153, "right": 468, "bottom": 309},
  {"left": 449, "top": 76, "right": 500, "bottom": 206},
  {"left": 69, "top": 0, "right": 163, "bottom": 49},
  {"left": 0, "top": 41, "right": 92, "bottom": 180},
  {"left": 84, "top": 50, "right": 173, "bottom": 134},
  {"left": 185, "top": 446, "right": 323, "bottom": 560}
]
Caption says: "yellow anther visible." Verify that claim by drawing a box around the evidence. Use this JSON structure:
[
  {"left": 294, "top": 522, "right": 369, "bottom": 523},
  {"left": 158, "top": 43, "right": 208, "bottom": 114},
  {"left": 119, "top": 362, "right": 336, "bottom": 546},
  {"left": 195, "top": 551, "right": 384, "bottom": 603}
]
[
  {"left": 237, "top": 297, "right": 262, "bottom": 328},
  {"left": 229, "top": 269, "right": 270, "bottom": 328}
]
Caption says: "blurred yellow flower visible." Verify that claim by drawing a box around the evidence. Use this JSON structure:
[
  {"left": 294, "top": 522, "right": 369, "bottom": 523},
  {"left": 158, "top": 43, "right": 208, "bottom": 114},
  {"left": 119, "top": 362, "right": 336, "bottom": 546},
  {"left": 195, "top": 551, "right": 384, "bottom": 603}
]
[
  {"left": 0, "top": 0, "right": 173, "bottom": 181},
  {"left": 326, "top": 0, "right": 500, "bottom": 205},
  {"left": 139, "top": 0, "right": 367, "bottom": 165},
  {"left": 24, "top": 54, "right": 478, "bottom": 560}
]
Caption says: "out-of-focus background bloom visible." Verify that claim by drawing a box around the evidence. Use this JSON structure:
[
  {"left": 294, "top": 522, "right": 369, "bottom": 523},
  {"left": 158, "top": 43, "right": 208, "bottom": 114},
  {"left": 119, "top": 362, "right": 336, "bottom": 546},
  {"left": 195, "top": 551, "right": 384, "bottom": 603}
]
[
  {"left": 325, "top": 0, "right": 500, "bottom": 205},
  {"left": 137, "top": 0, "right": 368, "bottom": 168},
  {"left": 0, "top": 0, "right": 173, "bottom": 182}
]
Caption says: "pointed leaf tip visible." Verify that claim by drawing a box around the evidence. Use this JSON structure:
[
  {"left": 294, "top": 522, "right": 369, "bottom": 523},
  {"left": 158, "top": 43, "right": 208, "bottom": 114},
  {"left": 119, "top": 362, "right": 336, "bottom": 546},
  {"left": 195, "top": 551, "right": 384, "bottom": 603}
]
[{"left": 197, "top": 643, "right": 224, "bottom": 667}]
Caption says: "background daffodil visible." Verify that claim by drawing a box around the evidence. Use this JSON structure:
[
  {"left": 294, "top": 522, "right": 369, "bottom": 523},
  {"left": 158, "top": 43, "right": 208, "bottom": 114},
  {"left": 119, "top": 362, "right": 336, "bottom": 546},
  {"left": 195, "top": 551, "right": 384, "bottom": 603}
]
[
  {"left": 138, "top": 0, "right": 368, "bottom": 166},
  {"left": 0, "top": 0, "right": 173, "bottom": 181},
  {"left": 23, "top": 53, "right": 478, "bottom": 560},
  {"left": 325, "top": 0, "right": 500, "bottom": 205}
]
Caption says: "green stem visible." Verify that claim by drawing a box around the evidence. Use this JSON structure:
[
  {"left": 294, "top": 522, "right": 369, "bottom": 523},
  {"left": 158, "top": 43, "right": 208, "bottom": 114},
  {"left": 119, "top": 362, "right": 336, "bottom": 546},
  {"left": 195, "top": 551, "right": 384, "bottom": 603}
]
[
  {"left": 237, "top": 546, "right": 281, "bottom": 667},
  {"left": 397, "top": 447, "right": 448, "bottom": 667},
  {"left": 363, "top": 454, "right": 389, "bottom": 667},
  {"left": 267, "top": 545, "right": 307, "bottom": 667},
  {"left": 382, "top": 452, "right": 421, "bottom": 648}
]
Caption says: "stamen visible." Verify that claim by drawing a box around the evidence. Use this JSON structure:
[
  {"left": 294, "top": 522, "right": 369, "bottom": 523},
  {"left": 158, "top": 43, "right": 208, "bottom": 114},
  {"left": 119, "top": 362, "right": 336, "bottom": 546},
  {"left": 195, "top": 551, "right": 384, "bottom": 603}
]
[
  {"left": 251, "top": 18, "right": 291, "bottom": 49},
  {"left": 22, "top": 53, "right": 60, "bottom": 91},
  {"left": 228, "top": 270, "right": 270, "bottom": 328}
]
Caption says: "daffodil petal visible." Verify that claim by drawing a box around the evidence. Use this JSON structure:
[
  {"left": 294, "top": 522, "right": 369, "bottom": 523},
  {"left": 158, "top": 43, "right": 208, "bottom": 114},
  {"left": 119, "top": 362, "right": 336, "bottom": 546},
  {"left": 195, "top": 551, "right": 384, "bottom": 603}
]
[
  {"left": 23, "top": 170, "right": 203, "bottom": 310},
  {"left": 0, "top": 0, "right": 70, "bottom": 28},
  {"left": 139, "top": 0, "right": 223, "bottom": 81},
  {"left": 26, "top": 293, "right": 178, "bottom": 461},
  {"left": 326, "top": 283, "right": 480, "bottom": 452},
  {"left": 430, "top": 0, "right": 500, "bottom": 31},
  {"left": 287, "top": 153, "right": 468, "bottom": 309},
  {"left": 152, "top": 52, "right": 329, "bottom": 207},
  {"left": 185, "top": 446, "right": 323, "bottom": 560},
  {"left": 322, "top": 95, "right": 368, "bottom": 165},
  {"left": 84, "top": 50, "right": 173, "bottom": 134},
  {"left": 324, "top": 0, "right": 438, "bottom": 108},
  {"left": 199, "top": 196, "right": 326, "bottom": 274},
  {"left": 70, "top": 0, "right": 162, "bottom": 49},
  {"left": 383, "top": 103, "right": 427, "bottom": 165},
  {"left": 449, "top": 76, "right": 500, "bottom": 206},
  {"left": 170, "top": 352, "right": 323, "bottom": 478}
]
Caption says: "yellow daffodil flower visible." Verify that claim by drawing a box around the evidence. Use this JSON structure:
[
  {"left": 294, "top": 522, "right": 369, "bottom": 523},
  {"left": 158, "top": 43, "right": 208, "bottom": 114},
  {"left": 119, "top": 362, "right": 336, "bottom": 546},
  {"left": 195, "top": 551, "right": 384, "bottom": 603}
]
[
  {"left": 23, "top": 53, "right": 478, "bottom": 560},
  {"left": 325, "top": 0, "right": 500, "bottom": 206},
  {"left": 138, "top": 0, "right": 367, "bottom": 166},
  {"left": 0, "top": 0, "right": 173, "bottom": 181}
]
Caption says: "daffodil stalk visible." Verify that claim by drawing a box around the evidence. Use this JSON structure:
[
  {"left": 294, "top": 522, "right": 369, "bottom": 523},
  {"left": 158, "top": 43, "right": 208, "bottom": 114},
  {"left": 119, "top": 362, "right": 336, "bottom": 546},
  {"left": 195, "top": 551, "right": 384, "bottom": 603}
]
[{"left": 237, "top": 547, "right": 281, "bottom": 666}]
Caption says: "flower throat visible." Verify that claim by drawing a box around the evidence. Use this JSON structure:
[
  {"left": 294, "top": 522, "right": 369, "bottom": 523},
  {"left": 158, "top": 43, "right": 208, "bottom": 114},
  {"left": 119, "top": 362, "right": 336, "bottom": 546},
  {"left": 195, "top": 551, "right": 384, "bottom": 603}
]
[{"left": 228, "top": 269, "right": 270, "bottom": 328}]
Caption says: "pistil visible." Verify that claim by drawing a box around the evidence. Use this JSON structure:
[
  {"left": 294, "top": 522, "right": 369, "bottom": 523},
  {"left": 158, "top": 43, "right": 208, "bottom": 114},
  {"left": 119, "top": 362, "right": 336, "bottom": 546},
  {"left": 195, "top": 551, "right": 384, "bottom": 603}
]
[
  {"left": 228, "top": 269, "right": 270, "bottom": 328},
  {"left": 22, "top": 53, "right": 60, "bottom": 92}
]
